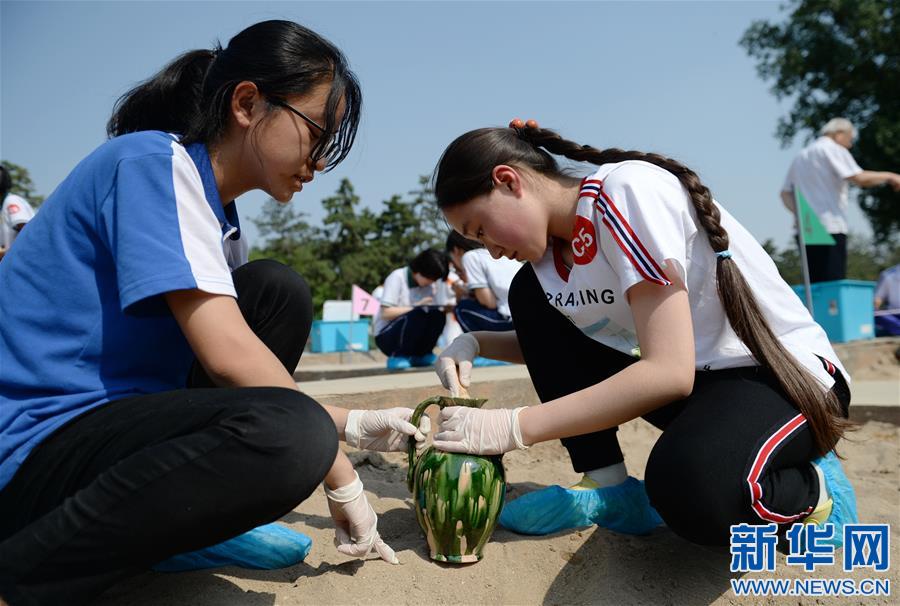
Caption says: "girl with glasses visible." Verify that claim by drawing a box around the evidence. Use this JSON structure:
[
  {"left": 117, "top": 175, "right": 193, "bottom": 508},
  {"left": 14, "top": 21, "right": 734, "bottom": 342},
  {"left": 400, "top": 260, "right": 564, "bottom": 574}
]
[{"left": 0, "top": 20, "right": 425, "bottom": 606}]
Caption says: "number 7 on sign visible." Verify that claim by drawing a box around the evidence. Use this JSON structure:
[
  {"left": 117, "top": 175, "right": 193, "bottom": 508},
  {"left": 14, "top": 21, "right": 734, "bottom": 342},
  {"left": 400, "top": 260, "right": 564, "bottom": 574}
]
[{"left": 352, "top": 285, "right": 380, "bottom": 316}]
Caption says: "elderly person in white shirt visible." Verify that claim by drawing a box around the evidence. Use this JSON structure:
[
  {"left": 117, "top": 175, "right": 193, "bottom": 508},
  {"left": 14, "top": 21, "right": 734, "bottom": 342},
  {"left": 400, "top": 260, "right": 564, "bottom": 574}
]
[{"left": 781, "top": 118, "right": 900, "bottom": 282}]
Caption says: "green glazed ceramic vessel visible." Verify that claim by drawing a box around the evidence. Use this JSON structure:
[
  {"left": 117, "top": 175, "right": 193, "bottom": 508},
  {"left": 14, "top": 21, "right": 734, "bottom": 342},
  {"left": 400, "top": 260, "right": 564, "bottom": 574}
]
[{"left": 407, "top": 396, "right": 506, "bottom": 564}]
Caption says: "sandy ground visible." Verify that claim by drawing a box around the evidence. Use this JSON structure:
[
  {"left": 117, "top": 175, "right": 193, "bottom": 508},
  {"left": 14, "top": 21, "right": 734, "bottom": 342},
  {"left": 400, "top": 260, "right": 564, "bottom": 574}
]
[{"left": 97, "top": 417, "right": 899, "bottom": 606}]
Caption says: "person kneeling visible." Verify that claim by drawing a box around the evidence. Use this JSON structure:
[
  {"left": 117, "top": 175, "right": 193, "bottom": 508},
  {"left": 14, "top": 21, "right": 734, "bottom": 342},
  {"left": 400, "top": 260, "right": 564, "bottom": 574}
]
[{"left": 374, "top": 248, "right": 450, "bottom": 369}]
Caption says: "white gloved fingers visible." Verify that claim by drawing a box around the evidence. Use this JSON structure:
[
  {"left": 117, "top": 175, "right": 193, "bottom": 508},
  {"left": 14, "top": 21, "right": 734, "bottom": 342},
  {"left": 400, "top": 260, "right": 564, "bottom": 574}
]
[
  {"left": 417, "top": 415, "right": 431, "bottom": 437},
  {"left": 438, "top": 407, "right": 464, "bottom": 432},
  {"left": 413, "top": 415, "right": 431, "bottom": 454},
  {"left": 432, "top": 407, "right": 522, "bottom": 456},
  {"left": 382, "top": 413, "right": 419, "bottom": 438},
  {"left": 433, "top": 428, "right": 463, "bottom": 443},
  {"left": 337, "top": 539, "right": 375, "bottom": 558},
  {"left": 432, "top": 437, "right": 469, "bottom": 453},
  {"left": 457, "top": 359, "right": 473, "bottom": 389},
  {"left": 333, "top": 525, "right": 352, "bottom": 549},
  {"left": 436, "top": 357, "right": 461, "bottom": 393},
  {"left": 373, "top": 537, "right": 400, "bottom": 565}
]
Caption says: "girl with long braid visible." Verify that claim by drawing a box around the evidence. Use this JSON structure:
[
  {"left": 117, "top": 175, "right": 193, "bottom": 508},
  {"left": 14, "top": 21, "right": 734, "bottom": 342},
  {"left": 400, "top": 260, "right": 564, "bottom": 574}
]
[{"left": 431, "top": 119, "right": 856, "bottom": 546}]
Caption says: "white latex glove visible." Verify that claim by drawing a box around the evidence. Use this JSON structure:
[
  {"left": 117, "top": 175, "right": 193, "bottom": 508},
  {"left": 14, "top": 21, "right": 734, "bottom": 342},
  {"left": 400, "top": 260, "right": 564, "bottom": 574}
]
[
  {"left": 325, "top": 471, "right": 399, "bottom": 564},
  {"left": 344, "top": 408, "right": 431, "bottom": 452},
  {"left": 432, "top": 406, "right": 530, "bottom": 455},
  {"left": 436, "top": 333, "right": 480, "bottom": 396}
]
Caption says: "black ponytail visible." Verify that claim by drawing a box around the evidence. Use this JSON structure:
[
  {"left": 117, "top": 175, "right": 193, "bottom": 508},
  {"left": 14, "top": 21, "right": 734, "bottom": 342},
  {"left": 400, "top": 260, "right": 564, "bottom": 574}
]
[
  {"left": 107, "top": 20, "right": 361, "bottom": 170},
  {"left": 107, "top": 49, "right": 216, "bottom": 141}
]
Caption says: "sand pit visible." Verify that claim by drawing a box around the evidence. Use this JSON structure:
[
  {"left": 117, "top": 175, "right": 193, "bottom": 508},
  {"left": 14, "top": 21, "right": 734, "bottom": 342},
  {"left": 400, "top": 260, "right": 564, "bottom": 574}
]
[{"left": 96, "top": 417, "right": 899, "bottom": 605}]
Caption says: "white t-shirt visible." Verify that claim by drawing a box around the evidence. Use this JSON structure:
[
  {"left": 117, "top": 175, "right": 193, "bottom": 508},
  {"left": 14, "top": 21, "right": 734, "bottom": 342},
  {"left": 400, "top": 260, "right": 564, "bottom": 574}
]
[
  {"left": 374, "top": 266, "right": 452, "bottom": 333},
  {"left": 781, "top": 136, "right": 862, "bottom": 233},
  {"left": 532, "top": 161, "right": 849, "bottom": 390},
  {"left": 875, "top": 264, "right": 900, "bottom": 308},
  {"left": 461, "top": 248, "right": 522, "bottom": 318},
  {"left": 1, "top": 194, "right": 36, "bottom": 249},
  {"left": 440, "top": 270, "right": 459, "bottom": 307}
]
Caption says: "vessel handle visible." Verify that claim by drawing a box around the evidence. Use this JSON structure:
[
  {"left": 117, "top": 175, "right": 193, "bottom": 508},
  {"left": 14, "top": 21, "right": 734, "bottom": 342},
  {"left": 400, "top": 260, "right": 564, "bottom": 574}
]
[{"left": 406, "top": 395, "right": 487, "bottom": 491}]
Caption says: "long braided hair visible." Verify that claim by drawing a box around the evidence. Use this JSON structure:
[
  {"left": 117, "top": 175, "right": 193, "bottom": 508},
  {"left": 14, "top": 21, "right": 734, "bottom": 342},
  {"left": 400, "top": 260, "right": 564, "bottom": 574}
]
[{"left": 433, "top": 124, "right": 850, "bottom": 456}]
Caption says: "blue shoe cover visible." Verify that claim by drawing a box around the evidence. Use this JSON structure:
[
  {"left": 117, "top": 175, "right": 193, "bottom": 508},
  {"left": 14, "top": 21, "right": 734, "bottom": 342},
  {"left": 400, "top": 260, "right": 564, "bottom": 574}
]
[
  {"left": 152, "top": 523, "right": 312, "bottom": 572},
  {"left": 387, "top": 356, "right": 412, "bottom": 370},
  {"left": 472, "top": 357, "right": 510, "bottom": 368},
  {"left": 409, "top": 353, "right": 437, "bottom": 367},
  {"left": 812, "top": 451, "right": 858, "bottom": 547},
  {"left": 499, "top": 477, "right": 662, "bottom": 536}
]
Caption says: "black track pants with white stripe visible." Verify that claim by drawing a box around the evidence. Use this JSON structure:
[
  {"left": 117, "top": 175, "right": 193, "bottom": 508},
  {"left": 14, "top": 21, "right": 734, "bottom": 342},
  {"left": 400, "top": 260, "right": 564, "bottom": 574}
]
[
  {"left": 0, "top": 260, "right": 338, "bottom": 605},
  {"left": 508, "top": 263, "right": 850, "bottom": 545}
]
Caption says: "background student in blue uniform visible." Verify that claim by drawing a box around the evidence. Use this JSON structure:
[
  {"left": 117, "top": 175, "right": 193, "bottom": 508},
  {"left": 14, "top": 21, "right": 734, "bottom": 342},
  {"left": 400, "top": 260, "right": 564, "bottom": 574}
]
[
  {"left": 0, "top": 21, "right": 428, "bottom": 606},
  {"left": 432, "top": 119, "right": 857, "bottom": 548}
]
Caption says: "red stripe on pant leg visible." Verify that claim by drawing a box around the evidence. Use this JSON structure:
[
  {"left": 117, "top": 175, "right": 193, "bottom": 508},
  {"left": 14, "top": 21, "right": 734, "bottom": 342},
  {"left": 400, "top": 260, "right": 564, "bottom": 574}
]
[{"left": 746, "top": 413, "right": 811, "bottom": 523}]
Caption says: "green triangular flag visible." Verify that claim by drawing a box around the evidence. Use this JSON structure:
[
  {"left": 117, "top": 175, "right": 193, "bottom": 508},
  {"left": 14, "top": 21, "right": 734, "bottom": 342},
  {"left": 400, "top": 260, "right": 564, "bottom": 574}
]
[{"left": 795, "top": 189, "right": 836, "bottom": 245}]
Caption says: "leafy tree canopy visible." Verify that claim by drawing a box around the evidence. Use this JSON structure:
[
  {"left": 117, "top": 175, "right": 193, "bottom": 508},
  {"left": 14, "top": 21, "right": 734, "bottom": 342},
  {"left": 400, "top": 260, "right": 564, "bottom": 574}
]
[
  {"left": 252, "top": 176, "right": 448, "bottom": 315},
  {"left": 1, "top": 161, "right": 45, "bottom": 207},
  {"left": 741, "top": 0, "right": 899, "bottom": 241}
]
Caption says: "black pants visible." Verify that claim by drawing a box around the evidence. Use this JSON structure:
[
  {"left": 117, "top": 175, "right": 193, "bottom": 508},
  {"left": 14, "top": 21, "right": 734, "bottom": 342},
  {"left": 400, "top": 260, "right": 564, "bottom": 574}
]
[
  {"left": 454, "top": 299, "right": 514, "bottom": 332},
  {"left": 509, "top": 264, "right": 850, "bottom": 546},
  {"left": 804, "top": 232, "right": 847, "bottom": 283},
  {"left": 0, "top": 260, "right": 338, "bottom": 605},
  {"left": 374, "top": 306, "right": 445, "bottom": 357}
]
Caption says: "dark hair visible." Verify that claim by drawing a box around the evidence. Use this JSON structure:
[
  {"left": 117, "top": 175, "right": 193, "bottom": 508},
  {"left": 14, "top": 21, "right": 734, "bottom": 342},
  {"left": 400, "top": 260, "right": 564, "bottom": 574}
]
[
  {"left": 434, "top": 125, "right": 850, "bottom": 456},
  {"left": 107, "top": 20, "right": 361, "bottom": 171},
  {"left": 0, "top": 164, "right": 11, "bottom": 200},
  {"left": 446, "top": 230, "right": 484, "bottom": 253},
  {"left": 410, "top": 248, "right": 450, "bottom": 281}
]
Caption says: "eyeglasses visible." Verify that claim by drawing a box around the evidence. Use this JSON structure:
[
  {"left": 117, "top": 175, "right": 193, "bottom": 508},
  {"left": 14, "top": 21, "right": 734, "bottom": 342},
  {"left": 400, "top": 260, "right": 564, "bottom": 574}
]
[
  {"left": 270, "top": 98, "right": 336, "bottom": 164},
  {"left": 271, "top": 99, "right": 325, "bottom": 134}
]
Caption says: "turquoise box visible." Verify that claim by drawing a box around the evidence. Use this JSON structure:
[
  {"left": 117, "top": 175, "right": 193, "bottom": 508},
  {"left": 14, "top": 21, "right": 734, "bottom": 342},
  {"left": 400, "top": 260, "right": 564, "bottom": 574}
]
[
  {"left": 311, "top": 319, "right": 371, "bottom": 353},
  {"left": 792, "top": 280, "right": 876, "bottom": 343}
]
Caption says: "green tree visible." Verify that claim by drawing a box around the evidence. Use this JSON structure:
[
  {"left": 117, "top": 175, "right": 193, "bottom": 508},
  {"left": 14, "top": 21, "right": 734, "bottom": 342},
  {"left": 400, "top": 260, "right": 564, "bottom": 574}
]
[
  {"left": 1, "top": 161, "right": 45, "bottom": 207},
  {"left": 407, "top": 175, "right": 447, "bottom": 250},
  {"left": 762, "top": 234, "right": 900, "bottom": 284},
  {"left": 250, "top": 176, "right": 450, "bottom": 315},
  {"left": 740, "top": 0, "right": 900, "bottom": 242},
  {"left": 317, "top": 178, "right": 381, "bottom": 300}
]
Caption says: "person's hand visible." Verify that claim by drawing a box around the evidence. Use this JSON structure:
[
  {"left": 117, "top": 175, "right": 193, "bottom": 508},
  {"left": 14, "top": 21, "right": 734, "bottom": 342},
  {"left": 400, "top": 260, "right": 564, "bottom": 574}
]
[
  {"left": 436, "top": 333, "right": 480, "bottom": 396},
  {"left": 325, "top": 471, "right": 399, "bottom": 564},
  {"left": 344, "top": 408, "right": 430, "bottom": 452},
  {"left": 433, "top": 406, "right": 529, "bottom": 455},
  {"left": 887, "top": 173, "right": 900, "bottom": 192},
  {"left": 451, "top": 280, "right": 469, "bottom": 299}
]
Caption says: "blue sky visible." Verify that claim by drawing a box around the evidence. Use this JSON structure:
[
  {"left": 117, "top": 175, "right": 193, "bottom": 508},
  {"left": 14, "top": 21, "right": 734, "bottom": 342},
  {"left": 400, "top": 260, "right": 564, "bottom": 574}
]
[{"left": 1, "top": 0, "right": 875, "bottom": 249}]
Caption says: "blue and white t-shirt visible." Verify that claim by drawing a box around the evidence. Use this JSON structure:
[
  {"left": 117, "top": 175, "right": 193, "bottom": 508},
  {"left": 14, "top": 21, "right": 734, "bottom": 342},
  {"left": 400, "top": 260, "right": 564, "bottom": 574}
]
[
  {"left": 0, "top": 131, "right": 248, "bottom": 490},
  {"left": 531, "top": 161, "right": 848, "bottom": 389}
]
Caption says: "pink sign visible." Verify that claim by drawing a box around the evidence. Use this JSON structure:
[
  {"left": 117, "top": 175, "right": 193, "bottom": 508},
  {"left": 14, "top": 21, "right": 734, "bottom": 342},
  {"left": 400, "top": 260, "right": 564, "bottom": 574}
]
[{"left": 352, "top": 285, "right": 379, "bottom": 316}]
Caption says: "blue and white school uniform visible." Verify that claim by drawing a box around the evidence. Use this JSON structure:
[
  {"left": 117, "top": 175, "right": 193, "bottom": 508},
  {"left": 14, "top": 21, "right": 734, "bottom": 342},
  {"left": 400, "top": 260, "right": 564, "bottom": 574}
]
[{"left": 0, "top": 130, "right": 247, "bottom": 491}]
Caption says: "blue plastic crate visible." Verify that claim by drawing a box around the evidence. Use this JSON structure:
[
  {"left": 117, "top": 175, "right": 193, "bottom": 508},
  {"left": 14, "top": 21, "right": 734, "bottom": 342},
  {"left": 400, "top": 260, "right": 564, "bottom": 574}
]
[
  {"left": 791, "top": 280, "right": 875, "bottom": 343},
  {"left": 311, "top": 319, "right": 370, "bottom": 353}
]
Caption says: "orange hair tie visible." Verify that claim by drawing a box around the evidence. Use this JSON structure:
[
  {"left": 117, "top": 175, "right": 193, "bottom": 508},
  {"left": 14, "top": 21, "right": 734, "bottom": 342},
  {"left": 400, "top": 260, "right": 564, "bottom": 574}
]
[
  {"left": 525, "top": 119, "right": 539, "bottom": 129},
  {"left": 508, "top": 118, "right": 525, "bottom": 129}
]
